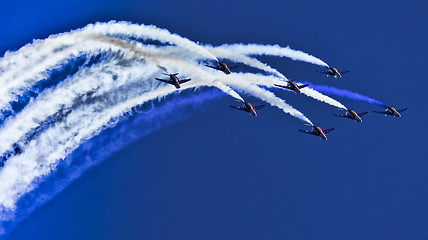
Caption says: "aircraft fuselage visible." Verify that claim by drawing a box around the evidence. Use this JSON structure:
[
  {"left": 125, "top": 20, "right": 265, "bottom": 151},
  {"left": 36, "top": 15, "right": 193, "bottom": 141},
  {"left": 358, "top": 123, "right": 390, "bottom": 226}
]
[
  {"left": 330, "top": 67, "right": 342, "bottom": 78},
  {"left": 245, "top": 102, "right": 258, "bottom": 116},
  {"left": 348, "top": 109, "right": 362, "bottom": 122},
  {"left": 388, "top": 107, "right": 401, "bottom": 117},
  {"left": 219, "top": 62, "right": 232, "bottom": 74},
  {"left": 314, "top": 126, "right": 328, "bottom": 140},
  {"left": 170, "top": 75, "right": 181, "bottom": 88},
  {"left": 288, "top": 81, "right": 301, "bottom": 93}
]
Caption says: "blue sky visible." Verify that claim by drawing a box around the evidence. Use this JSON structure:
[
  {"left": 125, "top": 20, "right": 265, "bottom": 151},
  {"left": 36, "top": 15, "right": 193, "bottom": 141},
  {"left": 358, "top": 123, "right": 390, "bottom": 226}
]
[{"left": 2, "top": 0, "right": 427, "bottom": 239}]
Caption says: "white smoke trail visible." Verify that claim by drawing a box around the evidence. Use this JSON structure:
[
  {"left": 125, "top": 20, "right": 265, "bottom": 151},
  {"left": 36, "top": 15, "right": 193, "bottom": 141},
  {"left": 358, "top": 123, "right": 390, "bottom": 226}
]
[
  {"left": 0, "top": 57, "right": 160, "bottom": 155},
  {"left": 0, "top": 34, "right": 129, "bottom": 109},
  {"left": 82, "top": 34, "right": 169, "bottom": 72},
  {"left": 211, "top": 80, "right": 244, "bottom": 102},
  {"left": 214, "top": 44, "right": 329, "bottom": 67},
  {"left": 4, "top": 87, "right": 224, "bottom": 236},
  {"left": 299, "top": 86, "right": 347, "bottom": 110},
  {"left": 0, "top": 34, "right": 82, "bottom": 107},
  {"left": 0, "top": 67, "right": 201, "bottom": 213},
  {"left": 204, "top": 46, "right": 287, "bottom": 78},
  {"left": 0, "top": 21, "right": 219, "bottom": 111},
  {"left": 0, "top": 32, "right": 76, "bottom": 75},
  {"left": 84, "top": 21, "right": 219, "bottom": 61}
]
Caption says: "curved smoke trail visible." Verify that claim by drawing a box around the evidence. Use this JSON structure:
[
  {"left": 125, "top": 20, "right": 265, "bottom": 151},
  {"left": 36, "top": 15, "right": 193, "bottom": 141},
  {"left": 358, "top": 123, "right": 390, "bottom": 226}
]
[
  {"left": 207, "top": 44, "right": 329, "bottom": 67},
  {"left": 0, "top": 21, "right": 360, "bottom": 236},
  {"left": 3, "top": 88, "right": 224, "bottom": 236}
]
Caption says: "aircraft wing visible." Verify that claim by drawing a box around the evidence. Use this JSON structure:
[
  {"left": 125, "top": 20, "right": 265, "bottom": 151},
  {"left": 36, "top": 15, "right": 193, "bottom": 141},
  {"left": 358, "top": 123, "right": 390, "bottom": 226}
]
[
  {"left": 230, "top": 106, "right": 247, "bottom": 111},
  {"left": 334, "top": 114, "right": 349, "bottom": 118},
  {"left": 205, "top": 65, "right": 220, "bottom": 70},
  {"left": 373, "top": 110, "right": 391, "bottom": 115},
  {"left": 358, "top": 111, "right": 369, "bottom": 116},
  {"left": 298, "top": 84, "right": 309, "bottom": 89},
  {"left": 299, "top": 129, "right": 317, "bottom": 135},
  {"left": 274, "top": 84, "right": 287, "bottom": 89},
  {"left": 180, "top": 78, "right": 191, "bottom": 84},
  {"left": 155, "top": 78, "right": 172, "bottom": 85},
  {"left": 254, "top": 105, "right": 265, "bottom": 110},
  {"left": 398, "top": 108, "right": 408, "bottom": 113},
  {"left": 324, "top": 128, "right": 334, "bottom": 133}
]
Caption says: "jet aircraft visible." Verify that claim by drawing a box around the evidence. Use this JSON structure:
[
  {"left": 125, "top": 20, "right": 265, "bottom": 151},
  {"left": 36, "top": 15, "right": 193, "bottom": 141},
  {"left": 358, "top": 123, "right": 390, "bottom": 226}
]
[
  {"left": 373, "top": 106, "right": 407, "bottom": 117},
  {"left": 230, "top": 101, "right": 265, "bottom": 116},
  {"left": 274, "top": 81, "right": 309, "bottom": 93},
  {"left": 318, "top": 67, "right": 349, "bottom": 78},
  {"left": 155, "top": 73, "right": 191, "bottom": 89},
  {"left": 335, "top": 109, "right": 368, "bottom": 122},
  {"left": 299, "top": 125, "right": 334, "bottom": 140},
  {"left": 205, "top": 61, "right": 236, "bottom": 75}
]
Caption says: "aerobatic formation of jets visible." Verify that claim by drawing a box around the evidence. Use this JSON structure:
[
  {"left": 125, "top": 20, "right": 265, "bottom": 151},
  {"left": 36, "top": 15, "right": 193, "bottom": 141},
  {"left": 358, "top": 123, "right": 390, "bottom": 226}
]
[
  {"left": 154, "top": 64, "right": 406, "bottom": 140},
  {"left": 0, "top": 22, "right": 415, "bottom": 235}
]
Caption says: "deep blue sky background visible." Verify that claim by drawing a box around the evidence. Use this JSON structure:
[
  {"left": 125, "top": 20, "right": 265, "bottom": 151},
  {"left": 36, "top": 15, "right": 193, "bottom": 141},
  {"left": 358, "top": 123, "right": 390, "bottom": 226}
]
[{"left": 2, "top": 0, "right": 427, "bottom": 239}]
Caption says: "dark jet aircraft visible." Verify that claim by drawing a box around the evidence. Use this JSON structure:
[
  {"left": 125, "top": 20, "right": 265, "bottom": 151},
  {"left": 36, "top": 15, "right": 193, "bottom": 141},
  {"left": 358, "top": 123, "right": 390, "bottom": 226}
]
[
  {"left": 155, "top": 73, "right": 191, "bottom": 89},
  {"left": 335, "top": 109, "right": 369, "bottom": 122},
  {"left": 299, "top": 125, "right": 334, "bottom": 140},
  {"left": 205, "top": 62, "right": 236, "bottom": 75},
  {"left": 230, "top": 101, "right": 265, "bottom": 116},
  {"left": 318, "top": 67, "right": 349, "bottom": 78},
  {"left": 274, "top": 81, "right": 309, "bottom": 94},
  {"left": 374, "top": 106, "right": 407, "bottom": 117}
]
